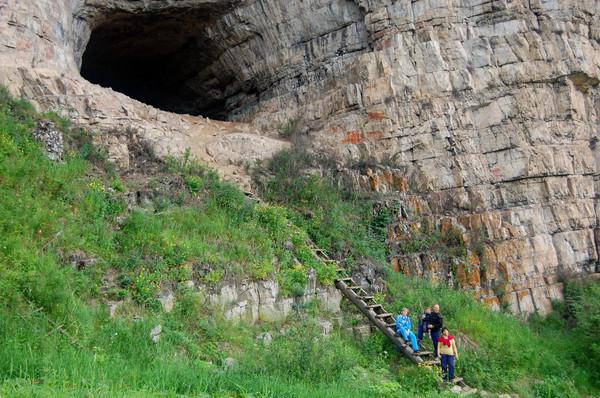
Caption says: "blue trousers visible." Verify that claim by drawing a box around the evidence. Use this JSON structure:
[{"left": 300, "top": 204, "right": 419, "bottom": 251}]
[
  {"left": 417, "top": 321, "right": 427, "bottom": 340},
  {"left": 440, "top": 354, "right": 455, "bottom": 381},
  {"left": 431, "top": 329, "right": 440, "bottom": 357},
  {"left": 399, "top": 329, "right": 419, "bottom": 352}
]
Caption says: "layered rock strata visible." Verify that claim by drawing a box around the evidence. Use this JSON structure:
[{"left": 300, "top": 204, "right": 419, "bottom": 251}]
[{"left": 1, "top": 0, "right": 599, "bottom": 314}]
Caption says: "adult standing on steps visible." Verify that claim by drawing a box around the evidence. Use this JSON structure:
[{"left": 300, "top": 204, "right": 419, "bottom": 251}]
[
  {"left": 437, "top": 327, "right": 459, "bottom": 382},
  {"left": 426, "top": 304, "right": 443, "bottom": 357}
]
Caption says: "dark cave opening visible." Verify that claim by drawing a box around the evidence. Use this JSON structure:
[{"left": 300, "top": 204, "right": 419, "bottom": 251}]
[{"left": 80, "top": 9, "right": 241, "bottom": 120}]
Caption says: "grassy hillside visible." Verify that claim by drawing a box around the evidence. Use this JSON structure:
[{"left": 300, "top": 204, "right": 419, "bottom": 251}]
[
  {"left": 0, "top": 88, "right": 409, "bottom": 398},
  {"left": 0, "top": 88, "right": 598, "bottom": 397}
]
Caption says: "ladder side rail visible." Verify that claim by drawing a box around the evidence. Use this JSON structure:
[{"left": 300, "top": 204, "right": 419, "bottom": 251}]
[{"left": 336, "top": 280, "right": 422, "bottom": 365}]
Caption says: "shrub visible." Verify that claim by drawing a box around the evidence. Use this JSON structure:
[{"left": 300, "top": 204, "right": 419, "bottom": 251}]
[
  {"left": 131, "top": 269, "right": 160, "bottom": 306},
  {"left": 254, "top": 204, "right": 289, "bottom": 242},
  {"left": 209, "top": 182, "right": 247, "bottom": 213},
  {"left": 278, "top": 117, "right": 301, "bottom": 138},
  {"left": 562, "top": 279, "right": 600, "bottom": 382},
  {"left": 280, "top": 265, "right": 308, "bottom": 297},
  {"left": 256, "top": 149, "right": 387, "bottom": 263},
  {"left": 185, "top": 175, "right": 203, "bottom": 194}
]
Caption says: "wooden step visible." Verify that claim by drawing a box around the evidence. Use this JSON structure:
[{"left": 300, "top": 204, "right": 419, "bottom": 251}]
[
  {"left": 359, "top": 295, "right": 374, "bottom": 301},
  {"left": 367, "top": 304, "right": 383, "bottom": 309},
  {"left": 336, "top": 277, "right": 353, "bottom": 283},
  {"left": 375, "top": 313, "right": 394, "bottom": 319},
  {"left": 414, "top": 351, "right": 433, "bottom": 356},
  {"left": 347, "top": 285, "right": 363, "bottom": 290},
  {"left": 418, "top": 360, "right": 440, "bottom": 366}
]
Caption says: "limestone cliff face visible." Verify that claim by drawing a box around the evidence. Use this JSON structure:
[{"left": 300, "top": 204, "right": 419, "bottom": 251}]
[{"left": 1, "top": 0, "right": 599, "bottom": 314}]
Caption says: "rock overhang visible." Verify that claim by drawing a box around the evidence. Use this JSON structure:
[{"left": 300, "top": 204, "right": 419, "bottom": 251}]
[
  {"left": 76, "top": 1, "right": 253, "bottom": 119},
  {"left": 73, "top": 0, "right": 368, "bottom": 121}
]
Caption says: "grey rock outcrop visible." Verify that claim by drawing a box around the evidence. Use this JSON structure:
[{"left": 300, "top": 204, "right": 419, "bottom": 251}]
[
  {"left": 201, "top": 277, "right": 342, "bottom": 324},
  {"left": 2, "top": 0, "right": 600, "bottom": 314},
  {"left": 32, "top": 120, "right": 64, "bottom": 161},
  {"left": 150, "top": 324, "right": 162, "bottom": 343}
]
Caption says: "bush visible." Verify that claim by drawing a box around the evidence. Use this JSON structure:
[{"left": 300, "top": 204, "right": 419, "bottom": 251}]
[
  {"left": 257, "top": 149, "right": 387, "bottom": 264},
  {"left": 209, "top": 182, "right": 247, "bottom": 213},
  {"left": 278, "top": 117, "right": 301, "bottom": 138},
  {"left": 185, "top": 175, "right": 203, "bottom": 194}
]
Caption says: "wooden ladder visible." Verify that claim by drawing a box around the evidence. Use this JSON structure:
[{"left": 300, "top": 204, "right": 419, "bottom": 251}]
[
  {"left": 334, "top": 270, "right": 436, "bottom": 365},
  {"left": 307, "top": 243, "right": 435, "bottom": 365},
  {"left": 308, "top": 244, "right": 472, "bottom": 390}
]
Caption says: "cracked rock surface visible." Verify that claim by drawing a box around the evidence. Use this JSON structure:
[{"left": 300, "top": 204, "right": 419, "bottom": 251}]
[{"left": 1, "top": 0, "right": 600, "bottom": 314}]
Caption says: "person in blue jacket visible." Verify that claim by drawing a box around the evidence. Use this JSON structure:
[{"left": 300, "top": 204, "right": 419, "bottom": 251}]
[{"left": 396, "top": 307, "right": 419, "bottom": 352}]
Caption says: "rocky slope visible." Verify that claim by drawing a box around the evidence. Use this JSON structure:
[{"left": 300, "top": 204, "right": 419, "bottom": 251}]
[{"left": 1, "top": 0, "right": 599, "bottom": 314}]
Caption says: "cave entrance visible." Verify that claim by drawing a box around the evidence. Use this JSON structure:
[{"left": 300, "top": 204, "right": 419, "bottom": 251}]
[{"left": 80, "top": 9, "right": 240, "bottom": 120}]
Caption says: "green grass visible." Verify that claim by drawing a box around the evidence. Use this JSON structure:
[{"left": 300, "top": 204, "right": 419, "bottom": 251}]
[
  {"left": 1, "top": 86, "right": 599, "bottom": 397},
  {"left": 0, "top": 87, "right": 424, "bottom": 397},
  {"left": 253, "top": 139, "right": 600, "bottom": 397},
  {"left": 383, "top": 272, "right": 596, "bottom": 397},
  {"left": 255, "top": 149, "right": 389, "bottom": 265}
]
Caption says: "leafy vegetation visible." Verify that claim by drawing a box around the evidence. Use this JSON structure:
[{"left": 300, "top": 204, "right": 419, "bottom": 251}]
[
  {"left": 383, "top": 272, "right": 598, "bottom": 397},
  {"left": 278, "top": 117, "right": 301, "bottom": 139},
  {"left": 255, "top": 149, "right": 388, "bottom": 265},
  {"left": 1, "top": 87, "right": 599, "bottom": 397},
  {"left": 0, "top": 88, "right": 389, "bottom": 396}
]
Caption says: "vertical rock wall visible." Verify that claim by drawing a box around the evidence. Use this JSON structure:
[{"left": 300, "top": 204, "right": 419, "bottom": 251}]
[{"left": 1, "top": 0, "right": 599, "bottom": 314}]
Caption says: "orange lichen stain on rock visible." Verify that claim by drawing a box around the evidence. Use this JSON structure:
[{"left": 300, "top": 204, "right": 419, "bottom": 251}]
[
  {"left": 457, "top": 214, "right": 471, "bottom": 230},
  {"left": 366, "top": 130, "right": 384, "bottom": 139},
  {"left": 480, "top": 212, "right": 504, "bottom": 240},
  {"left": 407, "top": 196, "right": 424, "bottom": 215},
  {"left": 439, "top": 218, "right": 453, "bottom": 234},
  {"left": 365, "top": 168, "right": 379, "bottom": 191},
  {"left": 342, "top": 131, "right": 363, "bottom": 144},
  {"left": 516, "top": 289, "right": 531, "bottom": 301},
  {"left": 468, "top": 252, "right": 480, "bottom": 267},
  {"left": 16, "top": 39, "right": 31, "bottom": 50},
  {"left": 394, "top": 174, "right": 408, "bottom": 192},
  {"left": 483, "top": 296, "right": 501, "bottom": 309},
  {"left": 409, "top": 221, "right": 421, "bottom": 234},
  {"left": 329, "top": 126, "right": 342, "bottom": 134},
  {"left": 496, "top": 261, "right": 510, "bottom": 280},
  {"left": 467, "top": 266, "right": 482, "bottom": 287},
  {"left": 455, "top": 262, "right": 468, "bottom": 288},
  {"left": 369, "top": 173, "right": 380, "bottom": 191},
  {"left": 398, "top": 260, "right": 414, "bottom": 277},
  {"left": 391, "top": 257, "right": 400, "bottom": 273},
  {"left": 367, "top": 111, "right": 386, "bottom": 121},
  {"left": 382, "top": 170, "right": 393, "bottom": 185},
  {"left": 454, "top": 256, "right": 482, "bottom": 289}
]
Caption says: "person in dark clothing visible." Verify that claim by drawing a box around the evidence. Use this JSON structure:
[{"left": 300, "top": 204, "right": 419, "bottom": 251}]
[
  {"left": 417, "top": 306, "right": 431, "bottom": 343},
  {"left": 426, "top": 303, "right": 443, "bottom": 357}
]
